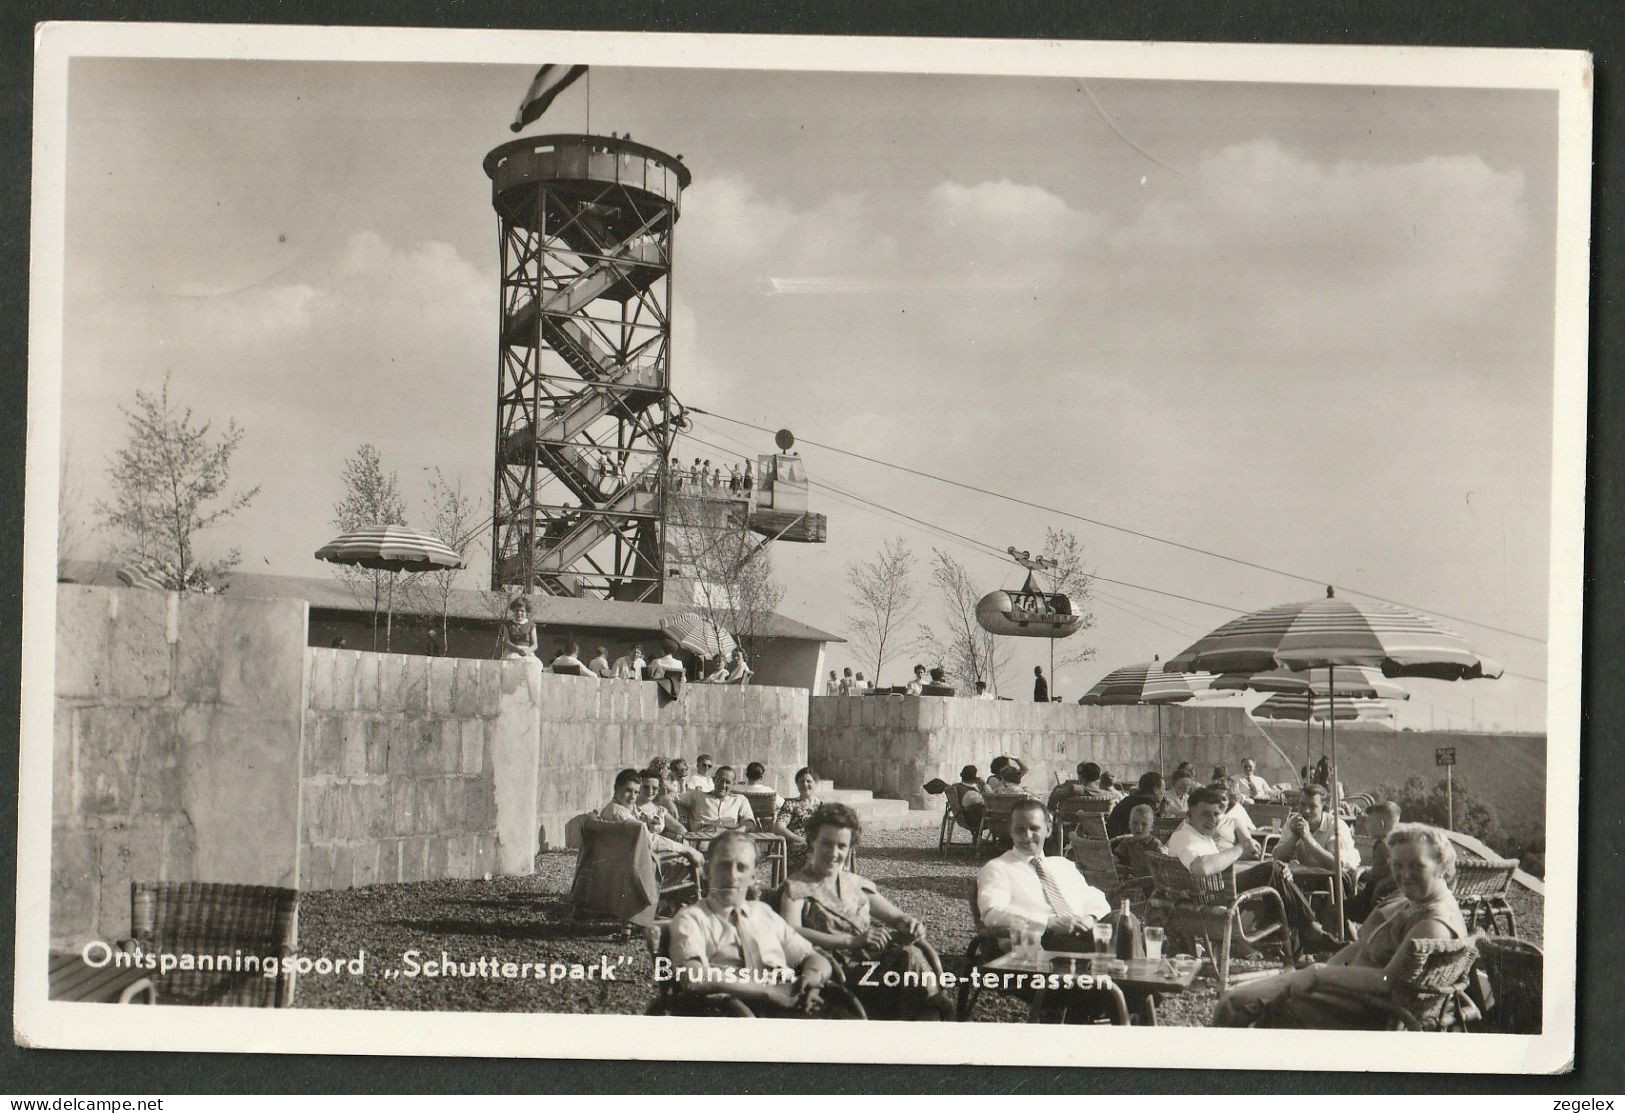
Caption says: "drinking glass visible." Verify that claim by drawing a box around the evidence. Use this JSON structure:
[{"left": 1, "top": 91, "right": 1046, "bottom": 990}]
[
  {"left": 1143, "top": 926, "right": 1166, "bottom": 962},
  {"left": 1019, "top": 925, "right": 1044, "bottom": 959},
  {"left": 1091, "top": 921, "right": 1113, "bottom": 954}
]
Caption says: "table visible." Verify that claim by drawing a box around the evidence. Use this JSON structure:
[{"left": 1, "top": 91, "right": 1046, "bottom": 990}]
[
  {"left": 49, "top": 951, "right": 155, "bottom": 1004},
  {"left": 979, "top": 949, "right": 1199, "bottom": 1025},
  {"left": 683, "top": 829, "right": 789, "bottom": 887}
]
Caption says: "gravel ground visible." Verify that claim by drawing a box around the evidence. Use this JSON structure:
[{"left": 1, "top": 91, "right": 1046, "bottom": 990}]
[{"left": 295, "top": 825, "right": 1544, "bottom": 1025}]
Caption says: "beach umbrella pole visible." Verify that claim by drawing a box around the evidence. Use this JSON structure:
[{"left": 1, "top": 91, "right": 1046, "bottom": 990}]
[{"left": 1328, "top": 664, "right": 1345, "bottom": 942}]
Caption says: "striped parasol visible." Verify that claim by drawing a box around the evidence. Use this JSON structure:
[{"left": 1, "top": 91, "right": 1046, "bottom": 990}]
[
  {"left": 1078, "top": 657, "right": 1217, "bottom": 777},
  {"left": 117, "top": 558, "right": 170, "bottom": 591},
  {"left": 315, "top": 527, "right": 466, "bottom": 573},
  {"left": 1250, "top": 693, "right": 1377, "bottom": 722},
  {"left": 1078, "top": 657, "right": 1214, "bottom": 706},
  {"left": 1166, "top": 586, "right": 1502, "bottom": 938},
  {"left": 659, "top": 611, "right": 737, "bottom": 661},
  {"left": 316, "top": 526, "right": 465, "bottom": 653},
  {"left": 1217, "top": 665, "right": 1408, "bottom": 786},
  {"left": 1163, "top": 587, "right": 1501, "bottom": 681}
]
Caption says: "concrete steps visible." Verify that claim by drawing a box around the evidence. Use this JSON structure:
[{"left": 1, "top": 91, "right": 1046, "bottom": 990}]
[{"left": 812, "top": 779, "right": 939, "bottom": 831}]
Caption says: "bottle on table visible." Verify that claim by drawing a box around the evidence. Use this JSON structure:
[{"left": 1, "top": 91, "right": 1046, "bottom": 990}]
[{"left": 1105, "top": 898, "right": 1144, "bottom": 961}]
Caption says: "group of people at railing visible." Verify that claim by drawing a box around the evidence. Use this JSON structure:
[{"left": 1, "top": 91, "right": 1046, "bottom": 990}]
[
  {"left": 824, "top": 663, "right": 959, "bottom": 697},
  {"left": 497, "top": 598, "right": 752, "bottom": 686},
  {"left": 667, "top": 456, "right": 755, "bottom": 499}
]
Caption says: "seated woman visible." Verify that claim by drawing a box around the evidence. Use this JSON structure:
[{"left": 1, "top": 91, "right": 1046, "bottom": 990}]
[
  {"left": 772, "top": 767, "right": 823, "bottom": 872},
  {"left": 1211, "top": 823, "right": 1468, "bottom": 1029},
  {"left": 780, "top": 803, "right": 954, "bottom": 1020},
  {"left": 667, "top": 832, "right": 846, "bottom": 1018}
]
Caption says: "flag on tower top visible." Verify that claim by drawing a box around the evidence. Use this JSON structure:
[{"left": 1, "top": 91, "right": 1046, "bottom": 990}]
[{"left": 510, "top": 64, "right": 588, "bottom": 133}]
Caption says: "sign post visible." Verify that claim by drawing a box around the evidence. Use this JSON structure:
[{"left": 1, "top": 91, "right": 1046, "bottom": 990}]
[{"left": 1436, "top": 747, "right": 1457, "bottom": 831}]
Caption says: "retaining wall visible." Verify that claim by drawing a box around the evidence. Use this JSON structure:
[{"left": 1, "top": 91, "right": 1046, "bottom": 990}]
[
  {"left": 51, "top": 585, "right": 812, "bottom": 947},
  {"left": 807, "top": 695, "right": 1286, "bottom": 809},
  {"left": 51, "top": 586, "right": 307, "bottom": 948}
]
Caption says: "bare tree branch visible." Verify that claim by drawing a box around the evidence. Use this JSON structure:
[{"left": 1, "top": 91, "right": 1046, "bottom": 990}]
[{"left": 844, "top": 535, "right": 920, "bottom": 686}]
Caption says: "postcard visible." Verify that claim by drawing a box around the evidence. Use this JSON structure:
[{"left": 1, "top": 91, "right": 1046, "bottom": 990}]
[{"left": 15, "top": 23, "right": 1587, "bottom": 1072}]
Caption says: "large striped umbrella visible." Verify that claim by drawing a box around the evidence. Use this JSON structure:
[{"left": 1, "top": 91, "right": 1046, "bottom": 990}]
[
  {"left": 1165, "top": 586, "right": 1502, "bottom": 937},
  {"left": 1078, "top": 657, "right": 1216, "bottom": 776},
  {"left": 1251, "top": 693, "right": 1374, "bottom": 722},
  {"left": 659, "top": 611, "right": 738, "bottom": 661},
  {"left": 316, "top": 526, "right": 465, "bottom": 652}
]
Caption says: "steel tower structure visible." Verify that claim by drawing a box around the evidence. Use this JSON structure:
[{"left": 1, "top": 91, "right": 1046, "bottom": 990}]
[{"left": 483, "top": 134, "right": 691, "bottom": 601}]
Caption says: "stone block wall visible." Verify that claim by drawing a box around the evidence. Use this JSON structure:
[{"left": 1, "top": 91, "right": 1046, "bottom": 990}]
[
  {"left": 808, "top": 695, "right": 1286, "bottom": 809},
  {"left": 51, "top": 586, "right": 307, "bottom": 948},
  {"left": 299, "top": 650, "right": 542, "bottom": 890},
  {"left": 534, "top": 678, "right": 808, "bottom": 850}
]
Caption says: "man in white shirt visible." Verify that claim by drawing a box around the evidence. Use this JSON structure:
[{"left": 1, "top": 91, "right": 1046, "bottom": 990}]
[
  {"left": 679, "top": 764, "right": 754, "bottom": 835},
  {"left": 1168, "top": 786, "right": 1336, "bottom": 955},
  {"left": 825, "top": 670, "right": 841, "bottom": 696},
  {"left": 648, "top": 647, "right": 687, "bottom": 680},
  {"left": 904, "top": 664, "right": 927, "bottom": 696},
  {"left": 550, "top": 642, "right": 596, "bottom": 679},
  {"left": 1273, "top": 784, "right": 1361, "bottom": 874},
  {"left": 587, "top": 646, "right": 612, "bottom": 678},
  {"left": 611, "top": 645, "right": 646, "bottom": 680},
  {"left": 973, "top": 681, "right": 996, "bottom": 701},
  {"left": 1231, "top": 757, "right": 1272, "bottom": 803},
  {"left": 977, "top": 798, "right": 1110, "bottom": 950},
  {"left": 676, "top": 754, "right": 715, "bottom": 794}
]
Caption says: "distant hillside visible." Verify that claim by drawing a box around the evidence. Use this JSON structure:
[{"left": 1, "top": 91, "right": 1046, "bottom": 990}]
[{"left": 1256, "top": 724, "right": 1547, "bottom": 842}]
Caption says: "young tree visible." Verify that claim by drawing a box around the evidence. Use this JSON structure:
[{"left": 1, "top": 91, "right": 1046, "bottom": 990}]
[
  {"left": 332, "top": 444, "right": 410, "bottom": 650},
  {"left": 412, "top": 468, "right": 481, "bottom": 651},
  {"left": 58, "top": 439, "right": 91, "bottom": 569},
  {"left": 665, "top": 491, "right": 785, "bottom": 668},
  {"left": 915, "top": 548, "right": 1004, "bottom": 694},
  {"left": 844, "top": 535, "right": 919, "bottom": 686},
  {"left": 1041, "top": 526, "right": 1098, "bottom": 670},
  {"left": 97, "top": 376, "right": 260, "bottom": 590}
]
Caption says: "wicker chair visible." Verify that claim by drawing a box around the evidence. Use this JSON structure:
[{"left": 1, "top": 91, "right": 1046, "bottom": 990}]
[
  {"left": 974, "top": 793, "right": 1026, "bottom": 852},
  {"left": 1152, "top": 816, "right": 1183, "bottom": 843},
  {"left": 1451, "top": 852, "right": 1520, "bottom": 937},
  {"left": 1143, "top": 853, "right": 1287, "bottom": 992},
  {"left": 931, "top": 782, "right": 982, "bottom": 856},
  {"left": 1310, "top": 935, "right": 1481, "bottom": 1031},
  {"left": 1467, "top": 934, "right": 1543, "bottom": 1033},
  {"left": 1050, "top": 797, "right": 1114, "bottom": 855},
  {"left": 128, "top": 881, "right": 300, "bottom": 1007},
  {"left": 957, "top": 878, "right": 1130, "bottom": 1025}
]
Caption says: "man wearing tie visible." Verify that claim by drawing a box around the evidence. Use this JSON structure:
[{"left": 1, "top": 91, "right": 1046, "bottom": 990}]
[{"left": 977, "top": 799, "right": 1110, "bottom": 951}]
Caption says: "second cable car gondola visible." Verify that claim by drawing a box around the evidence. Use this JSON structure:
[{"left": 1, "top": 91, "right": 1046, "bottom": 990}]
[{"left": 975, "top": 547, "right": 1085, "bottom": 639}]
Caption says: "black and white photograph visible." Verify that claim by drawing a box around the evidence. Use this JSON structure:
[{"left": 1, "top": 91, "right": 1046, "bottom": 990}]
[{"left": 15, "top": 25, "right": 1588, "bottom": 1072}]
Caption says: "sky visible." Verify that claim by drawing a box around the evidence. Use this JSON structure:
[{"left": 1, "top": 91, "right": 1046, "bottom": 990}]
[{"left": 54, "top": 56, "right": 1562, "bottom": 733}]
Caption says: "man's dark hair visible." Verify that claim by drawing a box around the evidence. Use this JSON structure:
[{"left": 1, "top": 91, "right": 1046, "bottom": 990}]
[
  {"left": 697, "top": 753, "right": 713, "bottom": 765},
  {"left": 1010, "top": 798, "right": 1049, "bottom": 827},
  {"left": 990, "top": 755, "right": 1010, "bottom": 776},
  {"left": 745, "top": 761, "right": 766, "bottom": 781},
  {"left": 613, "top": 767, "right": 639, "bottom": 790},
  {"left": 1300, "top": 783, "right": 1330, "bottom": 803},
  {"left": 1188, "top": 784, "right": 1228, "bottom": 810},
  {"left": 960, "top": 764, "right": 978, "bottom": 781},
  {"left": 1078, "top": 761, "right": 1102, "bottom": 783},
  {"left": 1137, "top": 771, "right": 1165, "bottom": 794},
  {"left": 714, "top": 764, "right": 735, "bottom": 780}
]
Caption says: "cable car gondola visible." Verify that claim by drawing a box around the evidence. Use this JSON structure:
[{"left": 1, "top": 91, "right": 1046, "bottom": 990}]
[{"left": 975, "top": 547, "right": 1085, "bottom": 639}]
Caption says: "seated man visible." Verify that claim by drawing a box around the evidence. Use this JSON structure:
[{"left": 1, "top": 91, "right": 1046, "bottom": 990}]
[
  {"left": 648, "top": 644, "right": 687, "bottom": 682},
  {"left": 678, "top": 765, "right": 756, "bottom": 836},
  {"left": 550, "top": 642, "right": 595, "bottom": 678},
  {"left": 1106, "top": 772, "right": 1165, "bottom": 838},
  {"left": 1230, "top": 757, "right": 1272, "bottom": 803},
  {"left": 667, "top": 832, "right": 841, "bottom": 1018},
  {"left": 735, "top": 761, "right": 783, "bottom": 814},
  {"left": 587, "top": 646, "right": 613, "bottom": 679},
  {"left": 599, "top": 768, "right": 704, "bottom": 873},
  {"left": 1048, "top": 761, "right": 1113, "bottom": 810},
  {"left": 954, "top": 764, "right": 987, "bottom": 833},
  {"left": 611, "top": 645, "right": 646, "bottom": 680},
  {"left": 1111, "top": 803, "right": 1168, "bottom": 895},
  {"left": 1344, "top": 801, "right": 1402, "bottom": 923},
  {"left": 1273, "top": 784, "right": 1362, "bottom": 891},
  {"left": 977, "top": 799, "right": 1110, "bottom": 951},
  {"left": 677, "top": 754, "right": 714, "bottom": 794},
  {"left": 1166, "top": 785, "right": 1337, "bottom": 956},
  {"left": 973, "top": 680, "right": 995, "bottom": 701}
]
